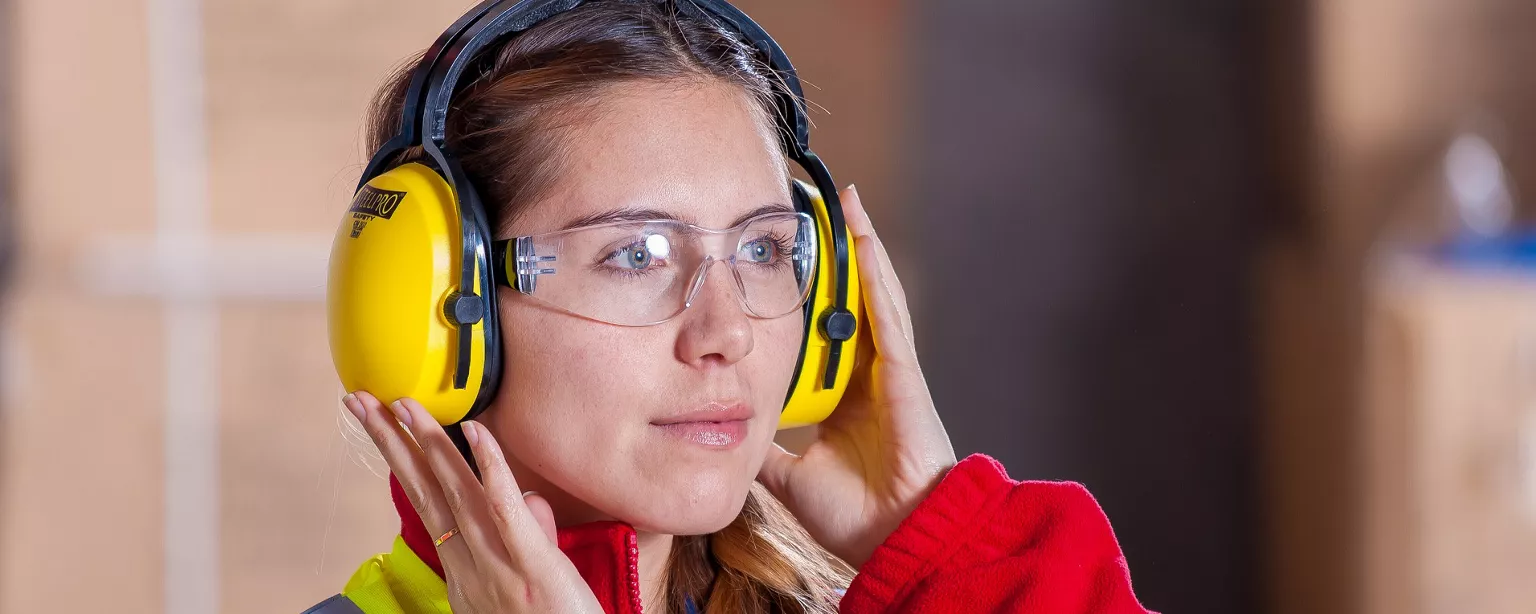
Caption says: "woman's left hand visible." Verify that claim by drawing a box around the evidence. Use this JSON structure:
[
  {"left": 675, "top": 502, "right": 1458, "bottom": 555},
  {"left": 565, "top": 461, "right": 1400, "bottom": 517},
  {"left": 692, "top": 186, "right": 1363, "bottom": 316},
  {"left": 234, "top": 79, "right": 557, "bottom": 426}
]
[{"left": 757, "top": 185, "right": 958, "bottom": 570}]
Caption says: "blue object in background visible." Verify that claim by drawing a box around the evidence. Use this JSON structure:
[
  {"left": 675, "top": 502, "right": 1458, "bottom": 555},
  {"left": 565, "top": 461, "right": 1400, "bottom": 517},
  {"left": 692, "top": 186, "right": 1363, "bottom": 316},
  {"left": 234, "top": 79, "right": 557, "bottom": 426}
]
[{"left": 1433, "top": 228, "right": 1536, "bottom": 269}]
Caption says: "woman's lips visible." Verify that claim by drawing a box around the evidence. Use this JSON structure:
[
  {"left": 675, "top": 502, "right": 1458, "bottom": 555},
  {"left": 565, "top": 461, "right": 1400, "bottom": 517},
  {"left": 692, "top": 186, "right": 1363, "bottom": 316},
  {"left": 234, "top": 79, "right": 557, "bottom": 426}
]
[
  {"left": 650, "top": 402, "right": 752, "bottom": 449},
  {"left": 652, "top": 419, "right": 749, "bottom": 448}
]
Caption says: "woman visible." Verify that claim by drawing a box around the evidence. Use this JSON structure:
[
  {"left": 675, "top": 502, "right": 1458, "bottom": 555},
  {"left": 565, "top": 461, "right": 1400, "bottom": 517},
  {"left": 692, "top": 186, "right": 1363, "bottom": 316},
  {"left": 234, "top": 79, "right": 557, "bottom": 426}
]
[{"left": 316, "top": 2, "right": 1153, "bottom": 612}]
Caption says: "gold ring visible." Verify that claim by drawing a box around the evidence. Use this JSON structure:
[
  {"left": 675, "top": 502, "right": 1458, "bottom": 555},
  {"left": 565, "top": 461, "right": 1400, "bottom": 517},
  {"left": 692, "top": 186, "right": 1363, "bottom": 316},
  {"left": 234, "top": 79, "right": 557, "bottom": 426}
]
[{"left": 433, "top": 526, "right": 461, "bottom": 547}]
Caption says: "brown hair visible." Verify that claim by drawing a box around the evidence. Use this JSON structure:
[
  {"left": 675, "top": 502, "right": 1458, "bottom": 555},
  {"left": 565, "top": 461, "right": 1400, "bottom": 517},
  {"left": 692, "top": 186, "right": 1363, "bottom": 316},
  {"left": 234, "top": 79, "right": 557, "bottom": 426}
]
[{"left": 362, "top": 2, "right": 852, "bottom": 612}]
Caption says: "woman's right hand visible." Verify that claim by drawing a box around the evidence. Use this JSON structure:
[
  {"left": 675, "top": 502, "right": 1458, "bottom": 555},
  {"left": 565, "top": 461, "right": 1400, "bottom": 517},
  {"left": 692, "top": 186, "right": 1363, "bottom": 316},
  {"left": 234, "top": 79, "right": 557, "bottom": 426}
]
[{"left": 343, "top": 391, "right": 604, "bottom": 613}]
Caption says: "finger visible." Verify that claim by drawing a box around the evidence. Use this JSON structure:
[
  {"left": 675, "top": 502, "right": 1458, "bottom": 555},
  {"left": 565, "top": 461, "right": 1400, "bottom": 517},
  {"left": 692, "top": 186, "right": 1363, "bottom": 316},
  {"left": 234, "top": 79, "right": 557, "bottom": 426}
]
[
  {"left": 462, "top": 421, "right": 561, "bottom": 564},
  {"left": 869, "top": 235, "right": 916, "bottom": 343},
  {"left": 841, "top": 185, "right": 914, "bottom": 339},
  {"left": 840, "top": 184, "right": 876, "bottom": 240},
  {"left": 345, "top": 392, "right": 475, "bottom": 570},
  {"left": 395, "top": 399, "right": 510, "bottom": 570},
  {"left": 756, "top": 443, "right": 800, "bottom": 501},
  {"left": 523, "top": 492, "right": 559, "bottom": 545},
  {"left": 869, "top": 234, "right": 911, "bottom": 317},
  {"left": 854, "top": 233, "right": 918, "bottom": 367}
]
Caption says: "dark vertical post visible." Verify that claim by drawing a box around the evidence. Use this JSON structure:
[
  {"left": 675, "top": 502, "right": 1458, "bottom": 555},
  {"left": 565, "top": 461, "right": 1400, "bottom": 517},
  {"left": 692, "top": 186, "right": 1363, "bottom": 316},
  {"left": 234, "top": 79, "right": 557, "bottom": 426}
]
[{"left": 912, "top": 2, "right": 1262, "bottom": 612}]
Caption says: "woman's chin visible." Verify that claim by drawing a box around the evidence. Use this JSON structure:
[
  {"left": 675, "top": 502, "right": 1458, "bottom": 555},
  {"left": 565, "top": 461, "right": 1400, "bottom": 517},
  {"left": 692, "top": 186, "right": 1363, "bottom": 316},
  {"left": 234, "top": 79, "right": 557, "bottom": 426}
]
[
  {"left": 553, "top": 435, "right": 773, "bottom": 534},
  {"left": 618, "top": 478, "right": 753, "bottom": 535},
  {"left": 628, "top": 505, "right": 744, "bottom": 535}
]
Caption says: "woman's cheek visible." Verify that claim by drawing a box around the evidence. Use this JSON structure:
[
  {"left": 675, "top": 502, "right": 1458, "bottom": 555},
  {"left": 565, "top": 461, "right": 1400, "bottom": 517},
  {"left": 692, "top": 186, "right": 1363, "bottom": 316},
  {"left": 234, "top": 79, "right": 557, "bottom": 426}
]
[
  {"left": 759, "top": 315, "right": 807, "bottom": 388},
  {"left": 744, "top": 315, "right": 805, "bottom": 441}
]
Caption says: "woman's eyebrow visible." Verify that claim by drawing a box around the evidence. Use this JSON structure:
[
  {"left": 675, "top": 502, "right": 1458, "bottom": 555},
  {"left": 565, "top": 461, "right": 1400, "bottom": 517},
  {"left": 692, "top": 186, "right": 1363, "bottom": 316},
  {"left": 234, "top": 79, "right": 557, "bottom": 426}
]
[
  {"left": 728, "top": 203, "right": 795, "bottom": 228},
  {"left": 559, "top": 207, "right": 678, "bottom": 231},
  {"left": 558, "top": 203, "right": 795, "bottom": 231}
]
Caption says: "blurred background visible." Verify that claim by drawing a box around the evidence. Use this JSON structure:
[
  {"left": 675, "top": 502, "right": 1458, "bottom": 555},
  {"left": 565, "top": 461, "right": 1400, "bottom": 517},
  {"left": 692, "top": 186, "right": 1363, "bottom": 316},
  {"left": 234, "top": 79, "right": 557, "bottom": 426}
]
[{"left": 6, "top": 0, "right": 1536, "bottom": 612}]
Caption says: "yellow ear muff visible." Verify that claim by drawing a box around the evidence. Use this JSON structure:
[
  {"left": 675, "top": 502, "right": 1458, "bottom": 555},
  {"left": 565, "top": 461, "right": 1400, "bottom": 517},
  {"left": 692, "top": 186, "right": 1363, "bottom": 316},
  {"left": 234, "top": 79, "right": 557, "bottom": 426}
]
[
  {"left": 327, "top": 162, "right": 486, "bottom": 425},
  {"left": 778, "top": 180, "right": 864, "bottom": 429}
]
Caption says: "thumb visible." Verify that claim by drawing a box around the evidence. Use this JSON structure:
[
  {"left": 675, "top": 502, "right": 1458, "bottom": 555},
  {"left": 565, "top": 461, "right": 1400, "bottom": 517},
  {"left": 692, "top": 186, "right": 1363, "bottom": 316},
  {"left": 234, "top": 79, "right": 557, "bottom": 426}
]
[
  {"left": 522, "top": 491, "right": 559, "bottom": 545},
  {"left": 756, "top": 443, "right": 800, "bottom": 498}
]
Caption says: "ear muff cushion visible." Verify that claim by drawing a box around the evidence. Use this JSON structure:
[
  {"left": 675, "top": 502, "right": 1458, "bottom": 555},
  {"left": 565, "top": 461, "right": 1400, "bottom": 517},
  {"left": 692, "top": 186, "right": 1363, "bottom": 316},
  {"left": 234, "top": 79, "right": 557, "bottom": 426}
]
[
  {"left": 778, "top": 180, "right": 863, "bottom": 429},
  {"left": 328, "top": 162, "right": 486, "bottom": 425}
]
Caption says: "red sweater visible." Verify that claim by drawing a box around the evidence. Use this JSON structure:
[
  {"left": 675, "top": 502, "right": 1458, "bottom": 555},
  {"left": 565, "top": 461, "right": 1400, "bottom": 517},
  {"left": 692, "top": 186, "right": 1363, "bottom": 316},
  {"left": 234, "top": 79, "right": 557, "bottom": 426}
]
[{"left": 392, "top": 454, "right": 1155, "bottom": 613}]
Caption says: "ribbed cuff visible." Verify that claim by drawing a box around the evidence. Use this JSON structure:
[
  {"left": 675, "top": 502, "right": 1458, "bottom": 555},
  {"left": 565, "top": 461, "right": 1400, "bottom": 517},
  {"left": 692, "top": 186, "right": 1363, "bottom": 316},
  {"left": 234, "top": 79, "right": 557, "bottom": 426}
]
[{"left": 840, "top": 453, "right": 1015, "bottom": 612}]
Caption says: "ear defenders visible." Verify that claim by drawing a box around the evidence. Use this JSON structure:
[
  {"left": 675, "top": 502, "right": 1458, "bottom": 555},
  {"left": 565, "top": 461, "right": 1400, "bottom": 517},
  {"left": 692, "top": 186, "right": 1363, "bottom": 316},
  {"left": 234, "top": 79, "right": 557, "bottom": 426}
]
[{"left": 327, "top": 0, "right": 862, "bottom": 429}]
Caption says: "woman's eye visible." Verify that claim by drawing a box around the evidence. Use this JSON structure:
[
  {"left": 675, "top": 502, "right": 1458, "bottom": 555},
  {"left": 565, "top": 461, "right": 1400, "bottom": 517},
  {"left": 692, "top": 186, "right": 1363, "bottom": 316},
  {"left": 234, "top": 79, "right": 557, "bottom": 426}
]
[
  {"left": 607, "top": 234, "right": 670, "bottom": 270},
  {"left": 742, "top": 239, "right": 776, "bottom": 263},
  {"left": 621, "top": 246, "right": 651, "bottom": 268},
  {"left": 611, "top": 244, "right": 655, "bottom": 269}
]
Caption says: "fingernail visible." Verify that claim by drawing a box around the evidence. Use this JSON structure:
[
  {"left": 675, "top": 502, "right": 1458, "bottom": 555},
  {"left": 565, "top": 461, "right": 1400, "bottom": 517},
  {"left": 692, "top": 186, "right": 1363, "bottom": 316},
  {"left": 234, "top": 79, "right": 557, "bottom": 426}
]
[
  {"left": 521, "top": 490, "right": 539, "bottom": 498},
  {"left": 463, "top": 421, "right": 480, "bottom": 447},
  {"left": 846, "top": 183, "right": 858, "bottom": 195},
  {"left": 342, "top": 394, "right": 364, "bottom": 422},
  {"left": 389, "top": 400, "right": 413, "bottom": 428}
]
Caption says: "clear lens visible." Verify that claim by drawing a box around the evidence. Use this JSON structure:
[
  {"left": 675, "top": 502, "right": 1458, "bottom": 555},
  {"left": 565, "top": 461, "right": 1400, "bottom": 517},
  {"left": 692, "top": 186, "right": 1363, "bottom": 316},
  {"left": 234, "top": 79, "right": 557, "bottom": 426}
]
[
  {"left": 512, "top": 212, "right": 816, "bottom": 326},
  {"left": 732, "top": 213, "right": 816, "bottom": 318}
]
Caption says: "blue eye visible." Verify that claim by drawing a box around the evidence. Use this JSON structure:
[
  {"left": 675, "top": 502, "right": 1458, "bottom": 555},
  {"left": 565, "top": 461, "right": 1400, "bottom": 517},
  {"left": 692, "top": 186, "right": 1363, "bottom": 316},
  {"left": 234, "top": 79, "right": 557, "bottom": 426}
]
[
  {"left": 742, "top": 238, "right": 776, "bottom": 263},
  {"left": 607, "top": 234, "right": 670, "bottom": 271},
  {"left": 614, "top": 245, "right": 653, "bottom": 269}
]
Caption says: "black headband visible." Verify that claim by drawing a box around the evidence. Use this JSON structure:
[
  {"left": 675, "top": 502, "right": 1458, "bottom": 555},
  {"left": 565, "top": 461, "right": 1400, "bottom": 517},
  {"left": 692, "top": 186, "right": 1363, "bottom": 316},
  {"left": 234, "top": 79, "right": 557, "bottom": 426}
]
[{"left": 386, "top": 0, "right": 811, "bottom": 161}]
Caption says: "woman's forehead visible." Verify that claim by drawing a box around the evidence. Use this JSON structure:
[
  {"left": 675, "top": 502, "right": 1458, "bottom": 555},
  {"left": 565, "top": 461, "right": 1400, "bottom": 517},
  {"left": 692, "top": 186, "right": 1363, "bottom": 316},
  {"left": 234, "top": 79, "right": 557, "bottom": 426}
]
[{"left": 507, "top": 79, "right": 790, "bottom": 236}]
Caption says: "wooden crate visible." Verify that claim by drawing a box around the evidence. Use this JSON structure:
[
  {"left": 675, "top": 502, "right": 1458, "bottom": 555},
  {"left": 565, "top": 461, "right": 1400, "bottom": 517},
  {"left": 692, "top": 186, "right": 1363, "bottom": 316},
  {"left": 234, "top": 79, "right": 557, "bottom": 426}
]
[{"left": 1363, "top": 262, "right": 1536, "bottom": 614}]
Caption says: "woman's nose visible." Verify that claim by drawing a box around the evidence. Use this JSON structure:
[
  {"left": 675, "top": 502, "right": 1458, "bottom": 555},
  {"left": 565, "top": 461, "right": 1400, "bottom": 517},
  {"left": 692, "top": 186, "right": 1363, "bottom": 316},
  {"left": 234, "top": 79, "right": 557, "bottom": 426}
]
[{"left": 675, "top": 258, "right": 753, "bottom": 367}]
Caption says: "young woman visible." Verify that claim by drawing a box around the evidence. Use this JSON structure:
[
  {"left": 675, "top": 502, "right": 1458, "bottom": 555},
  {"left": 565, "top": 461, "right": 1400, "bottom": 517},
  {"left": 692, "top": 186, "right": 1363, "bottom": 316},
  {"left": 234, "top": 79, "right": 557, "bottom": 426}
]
[{"left": 314, "top": 2, "right": 1153, "bottom": 612}]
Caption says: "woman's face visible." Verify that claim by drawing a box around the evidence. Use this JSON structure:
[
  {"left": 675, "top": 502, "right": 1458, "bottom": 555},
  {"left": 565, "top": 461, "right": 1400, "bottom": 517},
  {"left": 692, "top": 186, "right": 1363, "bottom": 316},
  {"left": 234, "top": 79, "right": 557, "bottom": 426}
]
[{"left": 484, "top": 79, "right": 800, "bottom": 535}]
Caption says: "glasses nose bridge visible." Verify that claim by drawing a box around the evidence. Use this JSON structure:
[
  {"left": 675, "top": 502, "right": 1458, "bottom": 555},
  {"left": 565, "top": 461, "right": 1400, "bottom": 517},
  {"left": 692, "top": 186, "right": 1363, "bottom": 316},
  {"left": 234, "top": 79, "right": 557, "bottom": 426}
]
[
  {"left": 696, "top": 226, "right": 740, "bottom": 259},
  {"left": 682, "top": 255, "right": 746, "bottom": 311}
]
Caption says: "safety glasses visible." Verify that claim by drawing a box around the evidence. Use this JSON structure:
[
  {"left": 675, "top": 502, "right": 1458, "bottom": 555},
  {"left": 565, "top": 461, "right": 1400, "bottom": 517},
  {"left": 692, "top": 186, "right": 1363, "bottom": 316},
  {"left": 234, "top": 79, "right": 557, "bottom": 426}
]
[{"left": 495, "top": 211, "right": 817, "bottom": 326}]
